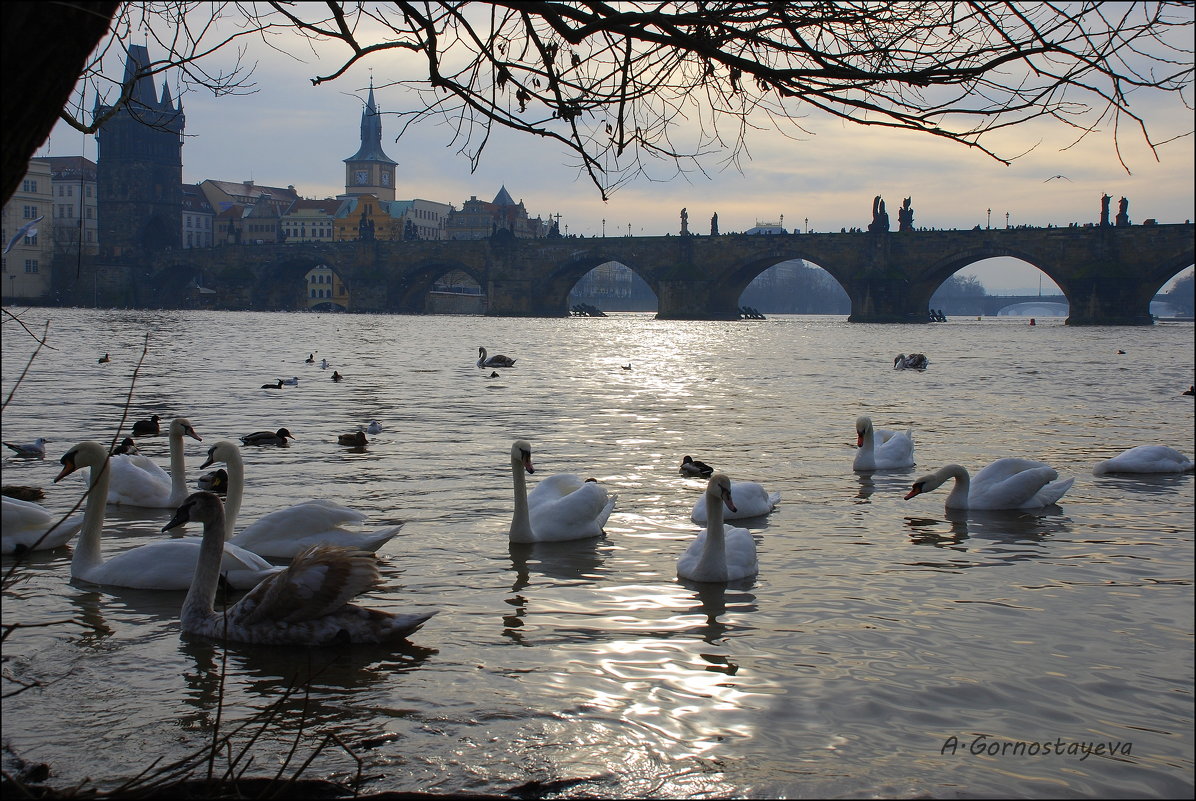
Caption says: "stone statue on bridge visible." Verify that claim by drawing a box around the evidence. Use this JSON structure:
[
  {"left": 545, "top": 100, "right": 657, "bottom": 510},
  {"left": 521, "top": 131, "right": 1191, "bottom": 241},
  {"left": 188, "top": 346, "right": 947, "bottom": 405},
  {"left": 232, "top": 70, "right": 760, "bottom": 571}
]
[
  {"left": 898, "top": 197, "right": 914, "bottom": 232},
  {"left": 681, "top": 207, "right": 690, "bottom": 236},
  {"left": 711, "top": 212, "right": 719, "bottom": 236},
  {"left": 868, "top": 195, "right": 890, "bottom": 233},
  {"left": 1116, "top": 196, "right": 1130, "bottom": 227},
  {"left": 1101, "top": 194, "right": 1111, "bottom": 227}
]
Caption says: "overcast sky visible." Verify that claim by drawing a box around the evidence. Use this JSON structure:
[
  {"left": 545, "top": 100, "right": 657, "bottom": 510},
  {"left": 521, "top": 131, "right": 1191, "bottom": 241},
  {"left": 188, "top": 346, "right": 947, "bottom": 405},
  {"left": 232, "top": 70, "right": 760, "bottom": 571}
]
[{"left": 35, "top": 13, "right": 1195, "bottom": 294}]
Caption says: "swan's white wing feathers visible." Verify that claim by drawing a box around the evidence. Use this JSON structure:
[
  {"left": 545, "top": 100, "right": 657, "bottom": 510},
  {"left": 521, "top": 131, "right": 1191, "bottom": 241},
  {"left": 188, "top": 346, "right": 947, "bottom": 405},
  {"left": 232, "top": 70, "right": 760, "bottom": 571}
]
[
  {"left": 1093, "top": 445, "right": 1195, "bottom": 474},
  {"left": 527, "top": 480, "right": 615, "bottom": 540},
  {"left": 970, "top": 458, "right": 1067, "bottom": 509},
  {"left": 106, "top": 454, "right": 173, "bottom": 507},
  {"left": 2, "top": 497, "right": 82, "bottom": 552},
  {"left": 691, "top": 481, "right": 778, "bottom": 523},
  {"left": 77, "top": 537, "right": 279, "bottom": 590}
]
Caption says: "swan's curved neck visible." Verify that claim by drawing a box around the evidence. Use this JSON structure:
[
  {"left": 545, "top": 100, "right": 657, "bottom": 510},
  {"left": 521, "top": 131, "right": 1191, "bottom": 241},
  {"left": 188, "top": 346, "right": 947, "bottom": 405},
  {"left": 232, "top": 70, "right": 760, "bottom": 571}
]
[
  {"left": 696, "top": 490, "right": 728, "bottom": 580},
  {"left": 858, "top": 423, "right": 876, "bottom": 453},
  {"left": 933, "top": 465, "right": 971, "bottom": 508},
  {"left": 73, "top": 458, "right": 113, "bottom": 575},
  {"left": 509, "top": 455, "right": 533, "bottom": 541},
  {"left": 168, "top": 429, "right": 189, "bottom": 504},
  {"left": 181, "top": 508, "right": 226, "bottom": 626},
  {"left": 222, "top": 450, "right": 245, "bottom": 539}
]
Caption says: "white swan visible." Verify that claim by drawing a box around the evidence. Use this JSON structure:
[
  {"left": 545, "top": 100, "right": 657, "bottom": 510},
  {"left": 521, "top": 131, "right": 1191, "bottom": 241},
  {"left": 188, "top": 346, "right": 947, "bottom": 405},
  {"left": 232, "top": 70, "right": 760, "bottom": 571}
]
[
  {"left": 509, "top": 440, "right": 616, "bottom": 543},
  {"left": 677, "top": 473, "right": 759, "bottom": 583},
  {"left": 200, "top": 440, "right": 403, "bottom": 558},
  {"left": 54, "top": 442, "right": 282, "bottom": 590},
  {"left": 853, "top": 416, "right": 916, "bottom": 471},
  {"left": 1093, "top": 445, "right": 1195, "bottom": 475},
  {"left": 690, "top": 478, "right": 778, "bottom": 523},
  {"left": 904, "top": 457, "right": 1075, "bottom": 510},
  {"left": 478, "top": 347, "right": 517, "bottom": 368},
  {"left": 106, "top": 417, "right": 202, "bottom": 508},
  {"left": 164, "top": 491, "right": 435, "bottom": 646},
  {"left": 2, "top": 496, "right": 82, "bottom": 554}
]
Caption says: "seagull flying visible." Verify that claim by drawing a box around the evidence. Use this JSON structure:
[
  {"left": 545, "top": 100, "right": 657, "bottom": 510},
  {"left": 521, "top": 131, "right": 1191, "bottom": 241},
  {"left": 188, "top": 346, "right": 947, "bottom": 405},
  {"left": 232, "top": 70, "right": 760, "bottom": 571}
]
[
  {"left": 3, "top": 216, "right": 44, "bottom": 255},
  {"left": 1043, "top": 175, "right": 1072, "bottom": 183}
]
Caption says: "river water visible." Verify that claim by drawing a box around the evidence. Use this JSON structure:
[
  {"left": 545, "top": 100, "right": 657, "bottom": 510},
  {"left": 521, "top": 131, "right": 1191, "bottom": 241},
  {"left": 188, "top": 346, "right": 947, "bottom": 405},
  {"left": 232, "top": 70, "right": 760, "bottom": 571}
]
[{"left": 2, "top": 307, "right": 1193, "bottom": 798}]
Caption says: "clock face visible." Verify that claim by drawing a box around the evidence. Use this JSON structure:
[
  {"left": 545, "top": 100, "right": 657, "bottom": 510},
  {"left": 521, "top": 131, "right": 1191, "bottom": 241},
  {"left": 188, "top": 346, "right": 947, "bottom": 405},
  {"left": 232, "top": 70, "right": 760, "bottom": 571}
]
[
  {"left": 354, "top": 170, "right": 369, "bottom": 185},
  {"left": 380, "top": 172, "right": 390, "bottom": 186}
]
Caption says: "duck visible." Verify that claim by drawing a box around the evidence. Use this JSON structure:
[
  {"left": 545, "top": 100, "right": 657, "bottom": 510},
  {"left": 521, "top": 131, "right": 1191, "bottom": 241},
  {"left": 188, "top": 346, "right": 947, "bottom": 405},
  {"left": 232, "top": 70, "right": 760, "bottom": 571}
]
[
  {"left": 487, "top": 371, "right": 500, "bottom": 378},
  {"left": 904, "top": 457, "right": 1075, "bottom": 510},
  {"left": 478, "top": 347, "right": 517, "bottom": 368},
  {"left": 199, "top": 440, "right": 404, "bottom": 558},
  {"left": 2, "top": 495, "right": 83, "bottom": 554},
  {"left": 622, "top": 364, "right": 632, "bottom": 370},
  {"left": 1, "top": 485, "right": 45, "bottom": 502},
  {"left": 53, "top": 442, "right": 281, "bottom": 590},
  {"left": 98, "top": 353, "right": 110, "bottom": 364},
  {"left": 131, "top": 414, "right": 161, "bottom": 437},
  {"left": 305, "top": 353, "right": 315, "bottom": 363},
  {"left": 690, "top": 478, "right": 779, "bottom": 523},
  {"left": 106, "top": 417, "right": 202, "bottom": 508},
  {"left": 240, "top": 428, "right": 294, "bottom": 446},
  {"left": 1092, "top": 445, "right": 1194, "bottom": 475},
  {"left": 3, "top": 437, "right": 48, "bottom": 459},
  {"left": 110, "top": 437, "right": 139, "bottom": 456},
  {"left": 365, "top": 420, "right": 382, "bottom": 435},
  {"left": 676, "top": 473, "right": 758, "bottom": 583},
  {"left": 281, "top": 376, "right": 300, "bottom": 386},
  {"left": 679, "top": 455, "right": 715, "bottom": 477},
  {"left": 1184, "top": 386, "right": 1194, "bottom": 396},
  {"left": 197, "top": 468, "right": 229, "bottom": 493},
  {"left": 261, "top": 379, "right": 284, "bottom": 389},
  {"left": 331, "top": 371, "right": 343, "bottom": 382},
  {"left": 508, "top": 440, "right": 616, "bottom": 543},
  {"left": 853, "top": 416, "right": 916, "bottom": 471},
  {"left": 164, "top": 491, "right": 435, "bottom": 646},
  {"left": 338, "top": 430, "right": 368, "bottom": 447}
]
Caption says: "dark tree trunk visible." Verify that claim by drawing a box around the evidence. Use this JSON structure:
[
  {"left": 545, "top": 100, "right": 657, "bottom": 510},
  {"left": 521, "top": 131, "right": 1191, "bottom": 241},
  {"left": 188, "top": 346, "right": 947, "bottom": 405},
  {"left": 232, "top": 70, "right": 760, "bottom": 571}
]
[{"left": 1, "top": 1, "right": 120, "bottom": 205}]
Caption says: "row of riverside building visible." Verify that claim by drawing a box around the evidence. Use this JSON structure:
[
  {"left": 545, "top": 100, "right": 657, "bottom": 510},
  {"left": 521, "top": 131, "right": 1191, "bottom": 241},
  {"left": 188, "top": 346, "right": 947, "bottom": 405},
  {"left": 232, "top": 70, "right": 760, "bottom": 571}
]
[{"left": 2, "top": 45, "right": 556, "bottom": 302}]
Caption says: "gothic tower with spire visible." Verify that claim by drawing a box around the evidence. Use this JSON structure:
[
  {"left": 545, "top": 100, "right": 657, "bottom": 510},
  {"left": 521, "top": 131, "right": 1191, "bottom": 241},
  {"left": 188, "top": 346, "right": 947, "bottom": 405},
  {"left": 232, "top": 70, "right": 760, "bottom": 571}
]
[
  {"left": 94, "top": 44, "right": 185, "bottom": 255},
  {"left": 343, "top": 82, "right": 397, "bottom": 201}
]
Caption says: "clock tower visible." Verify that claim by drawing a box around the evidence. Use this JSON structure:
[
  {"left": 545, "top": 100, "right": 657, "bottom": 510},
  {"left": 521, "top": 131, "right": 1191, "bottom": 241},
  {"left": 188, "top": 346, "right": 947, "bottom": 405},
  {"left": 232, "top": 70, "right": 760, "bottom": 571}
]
[{"left": 343, "top": 82, "right": 397, "bottom": 201}]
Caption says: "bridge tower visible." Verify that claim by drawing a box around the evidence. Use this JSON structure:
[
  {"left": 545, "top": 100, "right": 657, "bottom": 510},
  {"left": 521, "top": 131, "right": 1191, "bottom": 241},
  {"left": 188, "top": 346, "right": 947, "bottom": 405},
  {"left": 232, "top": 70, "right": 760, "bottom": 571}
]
[
  {"left": 343, "top": 80, "right": 397, "bottom": 202},
  {"left": 95, "top": 44, "right": 184, "bottom": 255}
]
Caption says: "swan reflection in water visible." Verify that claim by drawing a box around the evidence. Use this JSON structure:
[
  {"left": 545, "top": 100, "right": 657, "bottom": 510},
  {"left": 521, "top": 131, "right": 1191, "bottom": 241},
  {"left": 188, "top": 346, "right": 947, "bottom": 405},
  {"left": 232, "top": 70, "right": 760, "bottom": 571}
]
[
  {"left": 504, "top": 538, "right": 608, "bottom": 645},
  {"left": 176, "top": 634, "right": 436, "bottom": 737},
  {"left": 903, "top": 507, "right": 1072, "bottom": 566}
]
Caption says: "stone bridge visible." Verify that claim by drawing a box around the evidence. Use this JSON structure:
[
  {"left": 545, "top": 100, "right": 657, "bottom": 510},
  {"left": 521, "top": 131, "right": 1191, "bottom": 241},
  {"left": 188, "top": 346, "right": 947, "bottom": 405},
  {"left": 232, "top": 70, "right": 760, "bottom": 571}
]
[{"left": 125, "top": 223, "right": 1192, "bottom": 324}]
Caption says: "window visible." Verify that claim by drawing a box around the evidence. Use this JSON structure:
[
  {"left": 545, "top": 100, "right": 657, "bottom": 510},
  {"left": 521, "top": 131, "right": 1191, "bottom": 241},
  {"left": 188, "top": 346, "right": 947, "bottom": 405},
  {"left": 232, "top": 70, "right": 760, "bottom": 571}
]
[
  {"left": 23, "top": 205, "right": 37, "bottom": 219},
  {"left": 24, "top": 260, "right": 38, "bottom": 273},
  {"left": 86, "top": 186, "right": 92, "bottom": 198},
  {"left": 22, "top": 179, "right": 37, "bottom": 193},
  {"left": 24, "top": 234, "right": 37, "bottom": 247},
  {"left": 86, "top": 207, "right": 93, "bottom": 219}
]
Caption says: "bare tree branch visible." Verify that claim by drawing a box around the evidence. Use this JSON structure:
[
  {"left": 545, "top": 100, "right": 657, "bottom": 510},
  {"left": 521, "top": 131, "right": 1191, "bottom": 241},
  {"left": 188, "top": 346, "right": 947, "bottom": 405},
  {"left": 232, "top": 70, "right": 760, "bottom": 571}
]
[{"left": 3, "top": 1, "right": 1192, "bottom": 204}]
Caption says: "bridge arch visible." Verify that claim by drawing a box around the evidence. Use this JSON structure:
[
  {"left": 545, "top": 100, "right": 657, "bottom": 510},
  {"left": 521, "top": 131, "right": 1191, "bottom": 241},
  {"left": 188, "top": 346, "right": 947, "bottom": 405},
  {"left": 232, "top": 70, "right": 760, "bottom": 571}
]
[
  {"left": 566, "top": 261, "right": 658, "bottom": 313},
  {"left": 541, "top": 253, "right": 661, "bottom": 316},
  {"left": 389, "top": 258, "right": 487, "bottom": 313}
]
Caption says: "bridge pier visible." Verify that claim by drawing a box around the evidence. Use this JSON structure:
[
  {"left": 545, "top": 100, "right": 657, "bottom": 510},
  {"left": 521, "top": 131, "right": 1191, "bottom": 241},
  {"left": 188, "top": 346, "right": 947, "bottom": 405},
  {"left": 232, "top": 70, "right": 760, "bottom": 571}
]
[
  {"left": 845, "top": 277, "right": 929, "bottom": 323},
  {"left": 654, "top": 278, "right": 740, "bottom": 320},
  {"left": 1064, "top": 277, "right": 1156, "bottom": 326}
]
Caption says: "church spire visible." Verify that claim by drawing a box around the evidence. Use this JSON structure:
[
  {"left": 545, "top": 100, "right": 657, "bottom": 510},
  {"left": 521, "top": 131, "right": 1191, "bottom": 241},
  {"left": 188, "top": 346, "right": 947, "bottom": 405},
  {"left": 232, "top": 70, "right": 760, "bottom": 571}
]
[{"left": 345, "top": 79, "right": 396, "bottom": 165}]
